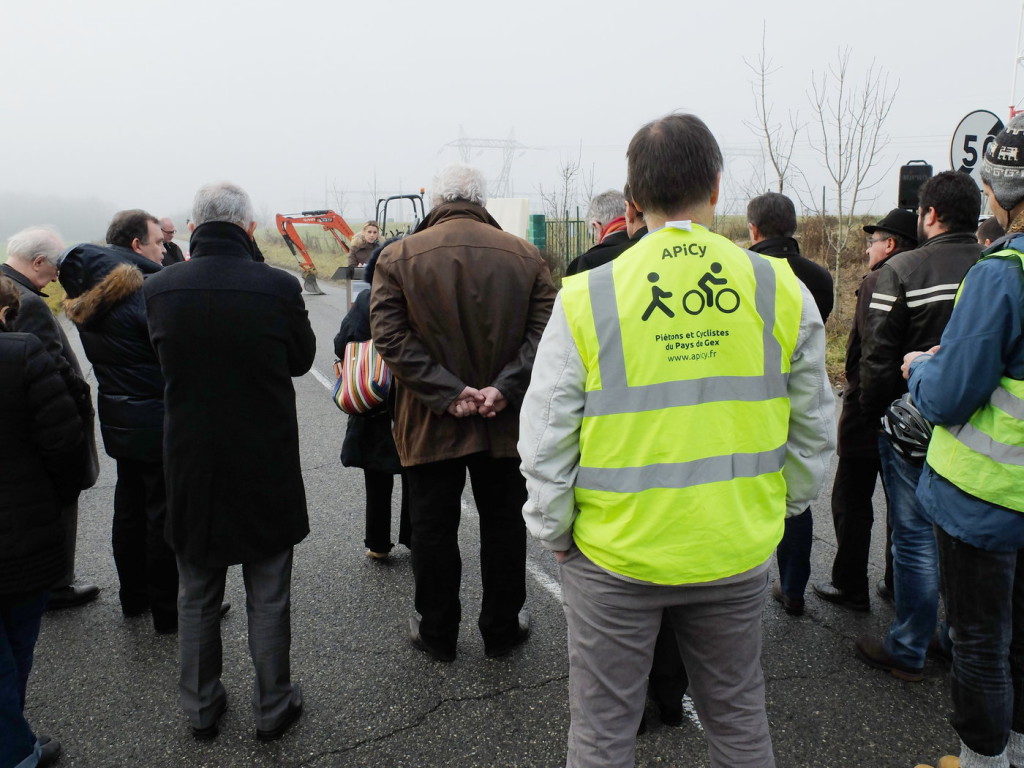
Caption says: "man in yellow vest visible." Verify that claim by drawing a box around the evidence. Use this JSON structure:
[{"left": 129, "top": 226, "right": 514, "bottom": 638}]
[
  {"left": 905, "top": 115, "right": 1024, "bottom": 768},
  {"left": 519, "top": 113, "right": 835, "bottom": 768}
]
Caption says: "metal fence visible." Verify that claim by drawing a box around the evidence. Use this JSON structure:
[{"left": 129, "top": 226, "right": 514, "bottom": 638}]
[{"left": 543, "top": 210, "right": 591, "bottom": 272}]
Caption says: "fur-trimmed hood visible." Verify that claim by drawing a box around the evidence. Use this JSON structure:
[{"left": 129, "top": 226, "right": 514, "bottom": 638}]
[
  {"left": 58, "top": 243, "right": 160, "bottom": 326},
  {"left": 64, "top": 263, "right": 143, "bottom": 325}
]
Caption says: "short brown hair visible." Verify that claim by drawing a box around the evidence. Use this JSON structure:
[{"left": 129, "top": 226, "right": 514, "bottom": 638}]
[
  {"left": 627, "top": 114, "right": 723, "bottom": 217},
  {"left": 0, "top": 275, "right": 22, "bottom": 327},
  {"left": 106, "top": 209, "right": 159, "bottom": 249},
  {"left": 747, "top": 193, "right": 797, "bottom": 239}
]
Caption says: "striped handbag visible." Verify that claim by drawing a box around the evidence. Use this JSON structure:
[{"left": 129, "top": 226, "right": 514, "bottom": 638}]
[{"left": 332, "top": 340, "right": 393, "bottom": 414}]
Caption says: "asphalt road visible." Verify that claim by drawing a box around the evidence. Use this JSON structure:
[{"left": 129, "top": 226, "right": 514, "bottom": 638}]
[{"left": 28, "top": 270, "right": 957, "bottom": 767}]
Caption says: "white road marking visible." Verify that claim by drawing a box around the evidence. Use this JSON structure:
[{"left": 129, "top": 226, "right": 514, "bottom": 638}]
[{"left": 310, "top": 366, "right": 335, "bottom": 391}]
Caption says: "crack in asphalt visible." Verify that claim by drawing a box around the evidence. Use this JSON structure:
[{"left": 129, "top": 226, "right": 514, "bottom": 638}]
[{"left": 293, "top": 675, "right": 568, "bottom": 767}]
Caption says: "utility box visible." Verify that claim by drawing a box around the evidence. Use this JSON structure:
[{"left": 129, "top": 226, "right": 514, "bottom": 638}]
[
  {"left": 898, "top": 161, "right": 933, "bottom": 211},
  {"left": 528, "top": 214, "right": 547, "bottom": 250}
]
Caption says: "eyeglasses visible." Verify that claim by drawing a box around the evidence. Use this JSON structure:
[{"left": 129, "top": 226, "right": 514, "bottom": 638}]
[
  {"left": 866, "top": 236, "right": 891, "bottom": 246},
  {"left": 162, "top": 229, "right": 175, "bottom": 236}
]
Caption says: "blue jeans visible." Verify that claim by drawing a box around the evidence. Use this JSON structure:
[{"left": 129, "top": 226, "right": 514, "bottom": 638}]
[
  {"left": 776, "top": 508, "right": 812, "bottom": 599},
  {"left": 878, "top": 436, "right": 937, "bottom": 669},
  {"left": 0, "top": 591, "right": 48, "bottom": 768},
  {"left": 936, "top": 526, "right": 1024, "bottom": 758}
]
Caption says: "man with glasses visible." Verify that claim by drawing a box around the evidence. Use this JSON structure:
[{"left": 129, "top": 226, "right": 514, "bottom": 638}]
[
  {"left": 814, "top": 209, "right": 917, "bottom": 613},
  {"left": 159, "top": 217, "right": 185, "bottom": 267},
  {"left": 855, "top": 171, "right": 983, "bottom": 682}
]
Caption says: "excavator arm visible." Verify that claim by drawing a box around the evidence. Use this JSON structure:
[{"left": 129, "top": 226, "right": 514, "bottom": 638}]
[{"left": 275, "top": 210, "right": 356, "bottom": 295}]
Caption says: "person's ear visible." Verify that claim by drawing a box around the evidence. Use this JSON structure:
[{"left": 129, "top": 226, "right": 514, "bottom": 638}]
[
  {"left": 131, "top": 237, "right": 144, "bottom": 255},
  {"left": 709, "top": 173, "right": 721, "bottom": 207},
  {"left": 246, "top": 221, "right": 257, "bottom": 238}
]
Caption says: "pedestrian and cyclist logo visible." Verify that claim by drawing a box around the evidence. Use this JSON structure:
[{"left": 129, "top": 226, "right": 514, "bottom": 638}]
[{"left": 643, "top": 263, "right": 740, "bottom": 320}]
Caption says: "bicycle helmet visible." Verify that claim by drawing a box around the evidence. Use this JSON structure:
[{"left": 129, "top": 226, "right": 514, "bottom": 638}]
[{"left": 881, "top": 393, "right": 933, "bottom": 466}]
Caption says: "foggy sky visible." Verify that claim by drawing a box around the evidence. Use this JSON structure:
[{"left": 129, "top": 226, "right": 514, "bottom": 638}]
[{"left": 2, "top": 0, "right": 1017, "bottom": 240}]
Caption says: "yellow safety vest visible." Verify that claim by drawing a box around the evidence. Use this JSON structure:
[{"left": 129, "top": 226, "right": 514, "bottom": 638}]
[
  {"left": 560, "top": 223, "right": 804, "bottom": 584},
  {"left": 927, "top": 249, "right": 1024, "bottom": 512}
]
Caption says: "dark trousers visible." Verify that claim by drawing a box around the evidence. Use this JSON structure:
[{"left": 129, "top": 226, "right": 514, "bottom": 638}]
[
  {"left": 937, "top": 527, "right": 1024, "bottom": 757},
  {"left": 830, "top": 454, "right": 893, "bottom": 597},
  {"left": 177, "top": 549, "right": 300, "bottom": 731},
  {"left": 113, "top": 458, "right": 179, "bottom": 630},
  {"left": 0, "top": 591, "right": 48, "bottom": 768},
  {"left": 363, "top": 470, "right": 411, "bottom": 553},
  {"left": 649, "top": 610, "right": 689, "bottom": 715},
  {"left": 776, "top": 509, "right": 812, "bottom": 599},
  {"left": 404, "top": 453, "right": 527, "bottom": 655},
  {"left": 51, "top": 501, "right": 78, "bottom": 589}
]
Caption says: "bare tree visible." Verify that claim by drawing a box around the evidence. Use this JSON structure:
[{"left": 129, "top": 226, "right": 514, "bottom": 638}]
[
  {"left": 537, "top": 148, "right": 584, "bottom": 221},
  {"left": 801, "top": 48, "right": 898, "bottom": 304},
  {"left": 743, "top": 26, "right": 800, "bottom": 194}
]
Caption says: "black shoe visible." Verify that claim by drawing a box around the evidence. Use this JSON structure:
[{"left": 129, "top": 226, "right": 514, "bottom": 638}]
[
  {"left": 255, "top": 689, "right": 303, "bottom": 742},
  {"left": 855, "top": 636, "right": 924, "bottom": 682},
  {"left": 653, "top": 697, "right": 684, "bottom": 727},
  {"left": 408, "top": 616, "right": 456, "bottom": 663},
  {"left": 220, "top": 601, "right": 231, "bottom": 619},
  {"left": 484, "top": 610, "right": 531, "bottom": 658},
  {"left": 771, "top": 580, "right": 805, "bottom": 617},
  {"left": 812, "top": 581, "right": 870, "bottom": 612},
  {"left": 122, "top": 603, "right": 149, "bottom": 619},
  {"left": 927, "top": 634, "right": 953, "bottom": 668},
  {"left": 191, "top": 698, "right": 227, "bottom": 741},
  {"left": 47, "top": 583, "right": 99, "bottom": 611},
  {"left": 37, "top": 735, "right": 61, "bottom": 767},
  {"left": 876, "top": 580, "right": 894, "bottom": 603}
]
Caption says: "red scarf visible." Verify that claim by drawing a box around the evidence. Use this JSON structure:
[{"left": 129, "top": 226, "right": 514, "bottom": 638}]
[{"left": 599, "top": 216, "right": 627, "bottom": 242}]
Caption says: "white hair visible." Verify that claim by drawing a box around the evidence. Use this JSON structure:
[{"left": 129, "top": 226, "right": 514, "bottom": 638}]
[
  {"left": 587, "top": 190, "right": 626, "bottom": 227},
  {"left": 431, "top": 163, "right": 487, "bottom": 207},
  {"left": 6, "top": 226, "right": 64, "bottom": 266},
  {"left": 191, "top": 182, "right": 254, "bottom": 228}
]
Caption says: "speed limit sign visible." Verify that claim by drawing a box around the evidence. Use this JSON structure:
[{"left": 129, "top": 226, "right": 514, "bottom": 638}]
[{"left": 951, "top": 110, "right": 1005, "bottom": 181}]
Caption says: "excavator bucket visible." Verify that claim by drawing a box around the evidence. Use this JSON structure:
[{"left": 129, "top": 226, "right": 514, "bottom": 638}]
[{"left": 302, "top": 271, "right": 325, "bottom": 295}]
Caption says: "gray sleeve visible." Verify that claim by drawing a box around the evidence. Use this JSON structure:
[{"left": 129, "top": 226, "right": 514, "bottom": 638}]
[
  {"left": 783, "top": 281, "right": 837, "bottom": 516},
  {"left": 518, "top": 296, "right": 585, "bottom": 551}
]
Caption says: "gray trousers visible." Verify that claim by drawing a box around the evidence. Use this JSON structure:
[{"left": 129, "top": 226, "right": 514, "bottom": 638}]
[
  {"left": 560, "top": 548, "right": 774, "bottom": 768},
  {"left": 176, "top": 548, "right": 300, "bottom": 731}
]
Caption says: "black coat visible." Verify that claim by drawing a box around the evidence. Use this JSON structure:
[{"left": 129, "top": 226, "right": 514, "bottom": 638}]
[
  {"left": 0, "top": 327, "right": 84, "bottom": 595},
  {"left": 0, "top": 264, "right": 99, "bottom": 487},
  {"left": 162, "top": 240, "right": 186, "bottom": 267},
  {"left": 143, "top": 222, "right": 317, "bottom": 568},
  {"left": 565, "top": 227, "right": 647, "bottom": 275},
  {"left": 748, "top": 237, "right": 834, "bottom": 322},
  {"left": 334, "top": 287, "right": 402, "bottom": 474},
  {"left": 60, "top": 244, "right": 165, "bottom": 463}
]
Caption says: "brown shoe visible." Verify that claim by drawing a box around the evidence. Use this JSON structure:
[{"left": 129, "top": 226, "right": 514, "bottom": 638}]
[
  {"left": 855, "top": 636, "right": 924, "bottom": 682},
  {"left": 771, "top": 580, "right": 805, "bottom": 616}
]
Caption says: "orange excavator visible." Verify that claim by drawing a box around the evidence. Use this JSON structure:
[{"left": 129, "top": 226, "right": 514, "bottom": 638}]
[{"left": 275, "top": 210, "right": 355, "bottom": 295}]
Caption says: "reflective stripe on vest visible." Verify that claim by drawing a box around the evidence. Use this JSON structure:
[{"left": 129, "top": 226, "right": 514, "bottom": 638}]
[
  {"left": 560, "top": 224, "right": 804, "bottom": 584},
  {"left": 926, "top": 248, "right": 1024, "bottom": 512}
]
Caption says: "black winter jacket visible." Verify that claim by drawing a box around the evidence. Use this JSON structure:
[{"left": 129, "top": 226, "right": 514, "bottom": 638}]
[
  {"left": 59, "top": 244, "right": 164, "bottom": 462},
  {"left": 860, "top": 231, "right": 983, "bottom": 422},
  {"left": 0, "top": 327, "right": 84, "bottom": 595},
  {"left": 0, "top": 264, "right": 99, "bottom": 487},
  {"left": 748, "top": 237, "right": 834, "bottom": 322}
]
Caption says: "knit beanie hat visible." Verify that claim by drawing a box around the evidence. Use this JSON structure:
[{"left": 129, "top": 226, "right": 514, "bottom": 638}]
[{"left": 981, "top": 113, "right": 1024, "bottom": 211}]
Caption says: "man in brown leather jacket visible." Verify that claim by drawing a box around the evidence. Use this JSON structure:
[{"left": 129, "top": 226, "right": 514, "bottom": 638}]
[{"left": 370, "top": 163, "right": 556, "bottom": 662}]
